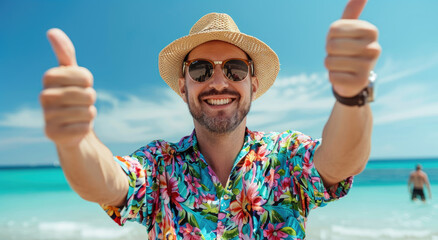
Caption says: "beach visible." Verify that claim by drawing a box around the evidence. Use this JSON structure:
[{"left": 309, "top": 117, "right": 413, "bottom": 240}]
[{"left": 1, "top": 159, "right": 437, "bottom": 240}]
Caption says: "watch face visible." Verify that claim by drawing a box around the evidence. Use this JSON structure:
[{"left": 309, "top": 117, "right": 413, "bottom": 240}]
[
  {"left": 367, "top": 81, "right": 374, "bottom": 102},
  {"left": 367, "top": 71, "right": 376, "bottom": 102},
  {"left": 369, "top": 71, "right": 377, "bottom": 83}
]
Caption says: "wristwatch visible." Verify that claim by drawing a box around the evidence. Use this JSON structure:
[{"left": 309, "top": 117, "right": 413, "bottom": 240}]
[{"left": 332, "top": 71, "right": 376, "bottom": 107}]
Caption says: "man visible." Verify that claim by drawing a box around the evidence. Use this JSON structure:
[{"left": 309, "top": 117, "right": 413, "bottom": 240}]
[
  {"left": 39, "top": 0, "right": 380, "bottom": 239},
  {"left": 408, "top": 164, "right": 432, "bottom": 202}
]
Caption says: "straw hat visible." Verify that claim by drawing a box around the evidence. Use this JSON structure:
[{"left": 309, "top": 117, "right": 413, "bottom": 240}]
[{"left": 158, "top": 12, "right": 280, "bottom": 99}]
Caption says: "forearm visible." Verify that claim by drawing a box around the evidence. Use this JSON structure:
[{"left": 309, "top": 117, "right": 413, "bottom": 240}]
[
  {"left": 56, "top": 131, "right": 128, "bottom": 206},
  {"left": 315, "top": 101, "right": 372, "bottom": 186}
]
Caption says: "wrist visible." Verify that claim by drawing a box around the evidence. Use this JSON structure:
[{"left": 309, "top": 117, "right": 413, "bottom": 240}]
[{"left": 332, "top": 71, "right": 376, "bottom": 107}]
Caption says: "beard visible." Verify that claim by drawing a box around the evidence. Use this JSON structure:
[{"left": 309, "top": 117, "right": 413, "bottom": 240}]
[{"left": 185, "top": 87, "right": 252, "bottom": 134}]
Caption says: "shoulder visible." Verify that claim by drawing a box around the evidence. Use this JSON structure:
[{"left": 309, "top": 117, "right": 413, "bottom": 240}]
[
  {"left": 248, "top": 129, "right": 319, "bottom": 155},
  {"left": 420, "top": 171, "right": 429, "bottom": 178},
  {"left": 249, "top": 129, "right": 316, "bottom": 142},
  {"left": 131, "top": 138, "right": 182, "bottom": 160}
]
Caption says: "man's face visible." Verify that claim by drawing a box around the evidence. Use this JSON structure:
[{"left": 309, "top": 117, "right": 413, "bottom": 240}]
[{"left": 178, "top": 41, "right": 258, "bottom": 134}]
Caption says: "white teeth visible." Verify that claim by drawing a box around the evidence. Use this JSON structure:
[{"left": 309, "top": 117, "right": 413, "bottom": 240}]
[{"left": 207, "top": 98, "right": 232, "bottom": 105}]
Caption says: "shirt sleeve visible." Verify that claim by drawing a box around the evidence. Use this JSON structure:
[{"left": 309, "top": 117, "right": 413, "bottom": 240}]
[
  {"left": 100, "top": 148, "right": 153, "bottom": 226},
  {"left": 289, "top": 132, "right": 353, "bottom": 217}
]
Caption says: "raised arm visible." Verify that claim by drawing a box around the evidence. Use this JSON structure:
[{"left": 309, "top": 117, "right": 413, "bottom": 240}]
[
  {"left": 40, "top": 29, "right": 128, "bottom": 206},
  {"left": 314, "top": 0, "right": 381, "bottom": 187},
  {"left": 408, "top": 173, "right": 414, "bottom": 192},
  {"left": 424, "top": 173, "right": 432, "bottom": 199}
]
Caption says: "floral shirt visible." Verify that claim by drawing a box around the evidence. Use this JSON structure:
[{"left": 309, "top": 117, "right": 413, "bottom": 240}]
[{"left": 102, "top": 129, "right": 353, "bottom": 240}]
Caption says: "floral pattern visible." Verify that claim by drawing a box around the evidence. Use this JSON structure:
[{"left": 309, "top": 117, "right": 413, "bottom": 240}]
[{"left": 101, "top": 129, "right": 353, "bottom": 239}]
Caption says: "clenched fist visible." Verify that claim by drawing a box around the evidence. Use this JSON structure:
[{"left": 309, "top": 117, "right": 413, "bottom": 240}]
[
  {"left": 325, "top": 0, "right": 381, "bottom": 98},
  {"left": 40, "top": 29, "right": 97, "bottom": 147}
]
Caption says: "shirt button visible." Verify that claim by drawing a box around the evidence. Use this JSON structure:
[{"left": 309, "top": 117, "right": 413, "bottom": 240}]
[{"left": 223, "top": 194, "right": 230, "bottom": 200}]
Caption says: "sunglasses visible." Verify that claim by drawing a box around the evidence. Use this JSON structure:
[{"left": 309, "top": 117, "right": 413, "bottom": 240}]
[{"left": 183, "top": 58, "right": 254, "bottom": 82}]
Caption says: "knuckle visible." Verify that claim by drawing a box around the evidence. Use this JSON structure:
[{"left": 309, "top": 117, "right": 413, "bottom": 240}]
[
  {"left": 82, "top": 90, "right": 95, "bottom": 105},
  {"left": 42, "top": 67, "right": 60, "bottom": 87},
  {"left": 89, "top": 105, "right": 97, "bottom": 119},
  {"left": 43, "top": 67, "right": 59, "bottom": 78},
  {"left": 43, "top": 108, "right": 55, "bottom": 121},
  {"left": 326, "top": 40, "right": 336, "bottom": 53},
  {"left": 330, "top": 20, "right": 344, "bottom": 30},
  {"left": 368, "top": 42, "right": 382, "bottom": 57},
  {"left": 324, "top": 56, "right": 335, "bottom": 69},
  {"left": 39, "top": 89, "right": 56, "bottom": 106},
  {"left": 78, "top": 67, "right": 94, "bottom": 86},
  {"left": 86, "top": 88, "right": 97, "bottom": 104}
]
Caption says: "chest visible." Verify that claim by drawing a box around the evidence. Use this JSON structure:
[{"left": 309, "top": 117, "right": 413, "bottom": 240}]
[{"left": 149, "top": 151, "right": 310, "bottom": 239}]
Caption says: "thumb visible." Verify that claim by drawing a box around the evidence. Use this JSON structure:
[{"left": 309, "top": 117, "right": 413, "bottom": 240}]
[
  {"left": 47, "top": 28, "right": 77, "bottom": 66},
  {"left": 341, "top": 0, "right": 367, "bottom": 19}
]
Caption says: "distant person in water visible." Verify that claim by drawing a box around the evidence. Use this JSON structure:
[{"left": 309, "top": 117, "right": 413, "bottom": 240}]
[{"left": 408, "top": 164, "right": 432, "bottom": 202}]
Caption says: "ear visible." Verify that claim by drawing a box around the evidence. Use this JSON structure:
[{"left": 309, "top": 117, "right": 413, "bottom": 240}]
[
  {"left": 251, "top": 76, "right": 259, "bottom": 101},
  {"left": 178, "top": 77, "right": 188, "bottom": 103}
]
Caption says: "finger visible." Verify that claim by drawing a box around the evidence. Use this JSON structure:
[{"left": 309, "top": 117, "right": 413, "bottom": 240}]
[
  {"left": 342, "top": 0, "right": 367, "bottom": 20},
  {"left": 326, "top": 38, "right": 370, "bottom": 56},
  {"left": 44, "top": 106, "right": 97, "bottom": 124},
  {"left": 329, "top": 72, "right": 369, "bottom": 97},
  {"left": 47, "top": 28, "right": 77, "bottom": 66},
  {"left": 326, "top": 38, "right": 380, "bottom": 57},
  {"left": 325, "top": 56, "right": 371, "bottom": 73},
  {"left": 327, "top": 20, "right": 378, "bottom": 39},
  {"left": 40, "top": 87, "right": 96, "bottom": 107},
  {"left": 43, "top": 66, "right": 94, "bottom": 88}
]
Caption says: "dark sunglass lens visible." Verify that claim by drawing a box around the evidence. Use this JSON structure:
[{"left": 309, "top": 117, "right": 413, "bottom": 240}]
[
  {"left": 189, "top": 60, "right": 213, "bottom": 82},
  {"left": 224, "top": 60, "right": 248, "bottom": 81}
]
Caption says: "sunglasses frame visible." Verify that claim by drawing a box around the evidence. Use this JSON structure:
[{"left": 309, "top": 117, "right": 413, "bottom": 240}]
[{"left": 183, "top": 58, "right": 254, "bottom": 82}]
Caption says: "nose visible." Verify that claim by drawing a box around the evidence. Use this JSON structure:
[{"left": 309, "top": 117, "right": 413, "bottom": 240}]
[{"left": 208, "top": 64, "right": 229, "bottom": 91}]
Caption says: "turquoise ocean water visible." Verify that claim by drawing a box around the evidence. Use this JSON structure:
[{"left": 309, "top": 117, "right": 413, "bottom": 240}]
[{"left": 1, "top": 159, "right": 437, "bottom": 240}]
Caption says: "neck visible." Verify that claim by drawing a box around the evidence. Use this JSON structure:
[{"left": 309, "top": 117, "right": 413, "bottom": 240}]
[{"left": 194, "top": 120, "right": 247, "bottom": 186}]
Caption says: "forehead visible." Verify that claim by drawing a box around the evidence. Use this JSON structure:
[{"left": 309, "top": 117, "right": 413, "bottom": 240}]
[{"left": 187, "top": 40, "right": 248, "bottom": 60}]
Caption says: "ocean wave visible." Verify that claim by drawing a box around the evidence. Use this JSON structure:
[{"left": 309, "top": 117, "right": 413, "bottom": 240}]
[
  {"left": 331, "top": 225, "right": 434, "bottom": 239},
  {"left": 1, "top": 220, "right": 145, "bottom": 240}
]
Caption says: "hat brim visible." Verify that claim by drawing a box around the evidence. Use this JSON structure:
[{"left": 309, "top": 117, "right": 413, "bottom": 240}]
[{"left": 158, "top": 30, "right": 279, "bottom": 99}]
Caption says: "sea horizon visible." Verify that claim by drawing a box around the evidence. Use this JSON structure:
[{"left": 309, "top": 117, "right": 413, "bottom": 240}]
[
  {"left": 1, "top": 157, "right": 437, "bottom": 239},
  {"left": 1, "top": 156, "right": 437, "bottom": 169}
]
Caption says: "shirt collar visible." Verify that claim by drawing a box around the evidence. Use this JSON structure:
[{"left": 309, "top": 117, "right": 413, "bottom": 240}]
[{"left": 174, "top": 128, "right": 255, "bottom": 153}]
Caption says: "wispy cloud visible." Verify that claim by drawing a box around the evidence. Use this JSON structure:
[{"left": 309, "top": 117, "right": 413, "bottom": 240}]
[
  {"left": 373, "top": 82, "right": 438, "bottom": 125},
  {"left": 94, "top": 89, "right": 193, "bottom": 143},
  {"left": 0, "top": 72, "right": 333, "bottom": 146},
  {"left": 378, "top": 54, "right": 438, "bottom": 84},
  {"left": 0, "top": 108, "right": 43, "bottom": 128},
  {"left": 1, "top": 63, "right": 436, "bottom": 147},
  {"left": 249, "top": 72, "right": 332, "bottom": 132},
  {"left": 372, "top": 55, "right": 438, "bottom": 125},
  {"left": 0, "top": 136, "right": 48, "bottom": 150}
]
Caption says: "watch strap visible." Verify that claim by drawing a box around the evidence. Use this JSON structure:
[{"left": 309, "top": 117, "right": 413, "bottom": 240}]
[{"left": 332, "top": 87, "right": 369, "bottom": 107}]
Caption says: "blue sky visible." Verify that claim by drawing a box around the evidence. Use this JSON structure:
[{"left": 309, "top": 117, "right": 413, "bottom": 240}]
[{"left": 1, "top": 0, "right": 438, "bottom": 166}]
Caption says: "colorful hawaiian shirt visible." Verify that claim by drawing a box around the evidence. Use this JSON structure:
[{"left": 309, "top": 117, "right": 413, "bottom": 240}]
[{"left": 102, "top": 129, "right": 353, "bottom": 239}]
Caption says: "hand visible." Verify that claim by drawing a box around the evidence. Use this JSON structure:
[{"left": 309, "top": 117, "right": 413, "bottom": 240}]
[
  {"left": 325, "top": 0, "right": 381, "bottom": 97},
  {"left": 40, "top": 29, "right": 96, "bottom": 147}
]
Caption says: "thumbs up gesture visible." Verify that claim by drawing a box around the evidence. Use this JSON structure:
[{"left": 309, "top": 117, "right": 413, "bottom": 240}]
[
  {"left": 325, "top": 0, "right": 381, "bottom": 98},
  {"left": 40, "top": 29, "right": 96, "bottom": 147}
]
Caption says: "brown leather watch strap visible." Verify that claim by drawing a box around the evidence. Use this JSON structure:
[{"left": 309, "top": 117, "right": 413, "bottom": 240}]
[{"left": 332, "top": 87, "right": 370, "bottom": 107}]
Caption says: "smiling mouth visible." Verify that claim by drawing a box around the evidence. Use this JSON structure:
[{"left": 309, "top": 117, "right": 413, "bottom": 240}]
[{"left": 205, "top": 98, "right": 233, "bottom": 106}]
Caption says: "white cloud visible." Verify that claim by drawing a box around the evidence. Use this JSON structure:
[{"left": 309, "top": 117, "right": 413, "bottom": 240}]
[
  {"left": 373, "top": 83, "right": 438, "bottom": 125},
  {"left": 94, "top": 88, "right": 194, "bottom": 143},
  {"left": 249, "top": 72, "right": 333, "bottom": 131},
  {"left": 0, "top": 136, "right": 48, "bottom": 150},
  {"left": 0, "top": 72, "right": 333, "bottom": 146},
  {"left": 2, "top": 65, "right": 436, "bottom": 148},
  {"left": 378, "top": 54, "right": 438, "bottom": 84},
  {"left": 371, "top": 56, "right": 438, "bottom": 125},
  {"left": 0, "top": 108, "right": 43, "bottom": 128}
]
